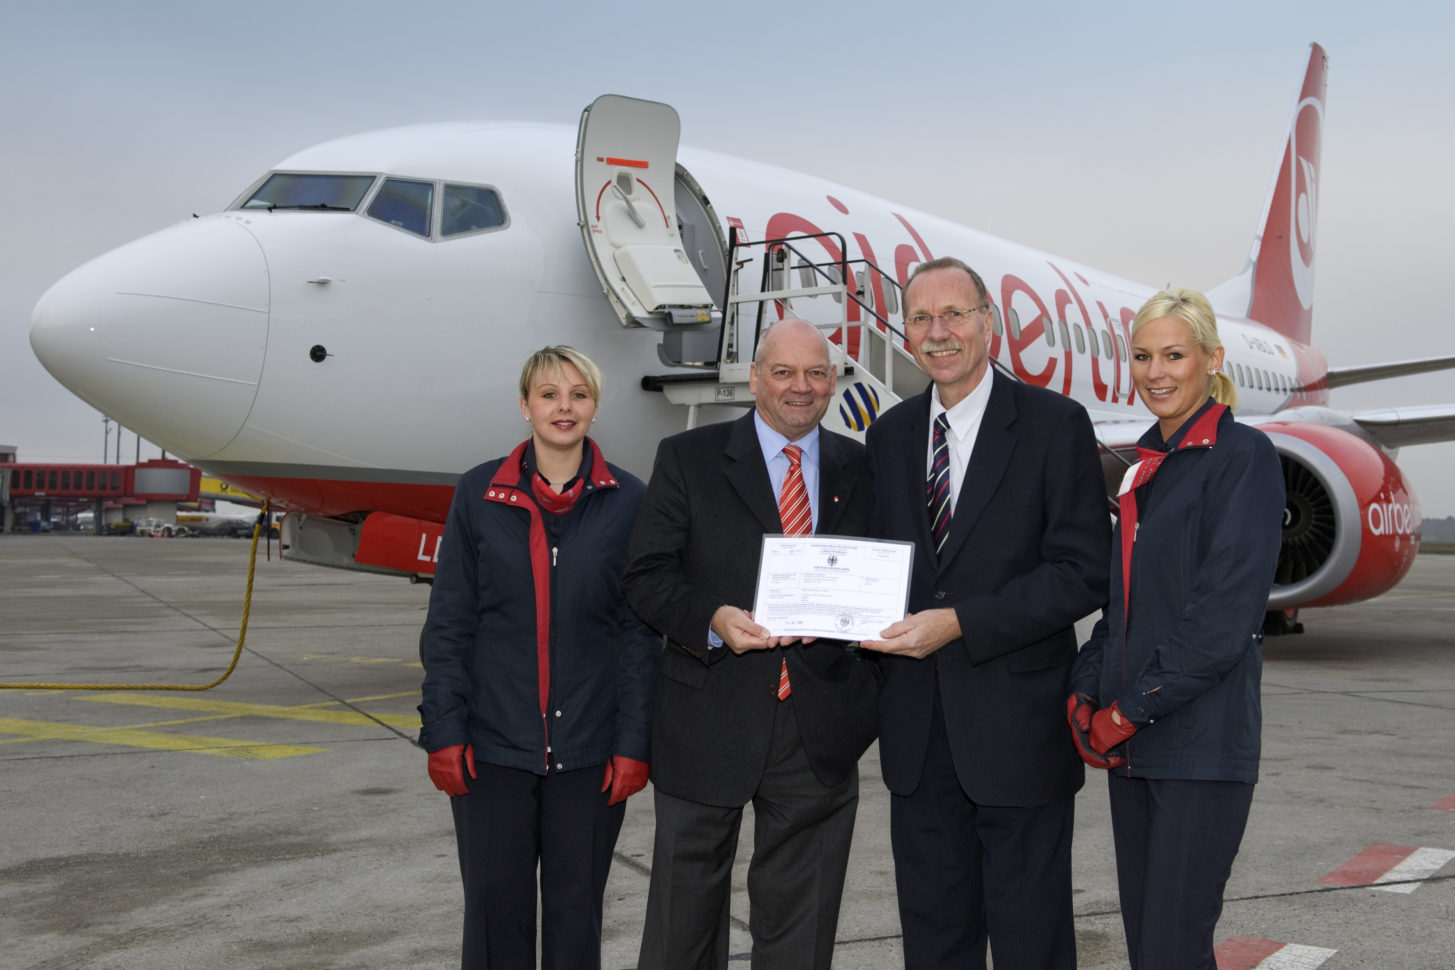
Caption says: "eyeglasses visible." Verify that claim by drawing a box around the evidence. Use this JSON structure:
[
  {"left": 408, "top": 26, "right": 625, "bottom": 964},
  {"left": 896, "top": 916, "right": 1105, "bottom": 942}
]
[{"left": 904, "top": 306, "right": 988, "bottom": 328}]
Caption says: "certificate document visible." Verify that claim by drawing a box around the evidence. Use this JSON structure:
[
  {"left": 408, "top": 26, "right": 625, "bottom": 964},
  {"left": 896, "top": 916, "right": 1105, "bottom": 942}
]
[{"left": 752, "top": 535, "right": 914, "bottom": 640}]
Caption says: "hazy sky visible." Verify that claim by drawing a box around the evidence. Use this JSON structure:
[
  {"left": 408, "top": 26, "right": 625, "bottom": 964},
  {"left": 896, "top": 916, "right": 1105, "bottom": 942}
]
[{"left": 4, "top": 1, "right": 1452, "bottom": 513}]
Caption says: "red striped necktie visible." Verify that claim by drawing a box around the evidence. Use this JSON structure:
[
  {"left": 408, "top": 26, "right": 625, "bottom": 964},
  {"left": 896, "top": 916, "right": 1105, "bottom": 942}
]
[{"left": 776, "top": 444, "right": 810, "bottom": 698}]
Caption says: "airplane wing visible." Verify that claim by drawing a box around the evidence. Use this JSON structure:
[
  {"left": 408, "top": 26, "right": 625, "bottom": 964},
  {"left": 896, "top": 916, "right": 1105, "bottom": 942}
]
[
  {"left": 1326, "top": 355, "right": 1455, "bottom": 389},
  {"left": 1350, "top": 405, "right": 1455, "bottom": 449},
  {"left": 1086, "top": 413, "right": 1151, "bottom": 455},
  {"left": 1091, "top": 403, "right": 1455, "bottom": 452}
]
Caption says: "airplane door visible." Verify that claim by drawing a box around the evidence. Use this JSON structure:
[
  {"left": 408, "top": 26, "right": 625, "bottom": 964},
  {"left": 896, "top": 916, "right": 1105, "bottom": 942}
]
[{"left": 576, "top": 94, "right": 724, "bottom": 364}]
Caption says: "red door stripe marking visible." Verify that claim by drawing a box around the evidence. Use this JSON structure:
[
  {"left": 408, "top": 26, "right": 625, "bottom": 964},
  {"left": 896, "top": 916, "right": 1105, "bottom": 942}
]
[
  {"left": 1214, "top": 937, "right": 1285, "bottom": 970},
  {"left": 1317, "top": 842, "right": 1416, "bottom": 886},
  {"left": 603, "top": 156, "right": 648, "bottom": 168}
]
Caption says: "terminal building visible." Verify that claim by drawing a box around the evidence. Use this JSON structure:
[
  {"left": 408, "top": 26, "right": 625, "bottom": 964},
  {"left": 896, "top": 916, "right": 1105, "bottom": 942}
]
[{"left": 1, "top": 447, "right": 201, "bottom": 534}]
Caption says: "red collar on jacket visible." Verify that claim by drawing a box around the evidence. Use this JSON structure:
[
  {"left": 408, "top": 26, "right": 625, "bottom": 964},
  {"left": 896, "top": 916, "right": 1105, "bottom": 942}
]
[
  {"left": 486, "top": 437, "right": 618, "bottom": 495},
  {"left": 1119, "top": 402, "right": 1228, "bottom": 622},
  {"left": 479, "top": 437, "right": 619, "bottom": 754}
]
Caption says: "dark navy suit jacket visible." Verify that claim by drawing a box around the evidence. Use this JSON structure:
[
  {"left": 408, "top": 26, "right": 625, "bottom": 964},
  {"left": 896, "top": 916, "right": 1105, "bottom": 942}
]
[{"left": 866, "top": 371, "right": 1111, "bottom": 806}]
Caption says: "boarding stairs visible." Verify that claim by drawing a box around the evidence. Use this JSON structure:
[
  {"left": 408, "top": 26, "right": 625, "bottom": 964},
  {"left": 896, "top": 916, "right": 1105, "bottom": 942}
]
[{"left": 644, "top": 231, "right": 929, "bottom": 441}]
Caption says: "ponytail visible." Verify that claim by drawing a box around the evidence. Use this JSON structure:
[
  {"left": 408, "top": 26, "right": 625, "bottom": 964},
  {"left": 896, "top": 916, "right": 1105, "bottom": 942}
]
[{"left": 1211, "top": 370, "right": 1238, "bottom": 410}]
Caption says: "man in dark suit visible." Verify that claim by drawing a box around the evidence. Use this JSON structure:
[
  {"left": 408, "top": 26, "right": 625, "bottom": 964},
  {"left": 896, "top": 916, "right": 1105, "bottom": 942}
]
[
  {"left": 623, "top": 317, "right": 878, "bottom": 970},
  {"left": 862, "top": 258, "right": 1111, "bottom": 969}
]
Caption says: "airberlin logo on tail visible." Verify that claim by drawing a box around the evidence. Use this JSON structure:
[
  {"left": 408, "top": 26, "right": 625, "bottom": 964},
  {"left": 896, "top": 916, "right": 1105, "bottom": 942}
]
[
  {"left": 1288, "top": 96, "right": 1323, "bottom": 311},
  {"left": 1249, "top": 47, "right": 1326, "bottom": 346},
  {"left": 1367, "top": 497, "right": 1415, "bottom": 537}
]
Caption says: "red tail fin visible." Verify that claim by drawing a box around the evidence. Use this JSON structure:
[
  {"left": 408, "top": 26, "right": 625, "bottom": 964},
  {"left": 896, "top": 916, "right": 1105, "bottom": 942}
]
[{"left": 1245, "top": 43, "right": 1328, "bottom": 345}]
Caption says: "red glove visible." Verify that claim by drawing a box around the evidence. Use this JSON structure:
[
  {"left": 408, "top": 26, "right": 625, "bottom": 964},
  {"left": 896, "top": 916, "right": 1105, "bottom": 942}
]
[
  {"left": 427, "top": 743, "right": 476, "bottom": 796},
  {"left": 1067, "top": 693, "right": 1122, "bottom": 769},
  {"left": 1089, "top": 702, "right": 1138, "bottom": 755},
  {"left": 601, "top": 755, "right": 650, "bottom": 806}
]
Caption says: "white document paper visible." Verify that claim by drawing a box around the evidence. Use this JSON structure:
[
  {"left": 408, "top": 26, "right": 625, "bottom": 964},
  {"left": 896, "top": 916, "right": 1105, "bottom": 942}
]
[{"left": 752, "top": 535, "right": 914, "bottom": 640}]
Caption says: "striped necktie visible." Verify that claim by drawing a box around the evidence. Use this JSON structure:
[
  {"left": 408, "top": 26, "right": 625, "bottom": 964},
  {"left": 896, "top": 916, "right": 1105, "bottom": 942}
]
[
  {"left": 927, "top": 413, "right": 952, "bottom": 556},
  {"left": 776, "top": 444, "right": 810, "bottom": 699},
  {"left": 778, "top": 444, "right": 811, "bottom": 537}
]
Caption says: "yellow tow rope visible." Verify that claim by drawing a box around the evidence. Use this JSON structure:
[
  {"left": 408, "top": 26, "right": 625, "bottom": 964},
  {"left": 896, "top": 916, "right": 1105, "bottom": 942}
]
[{"left": 0, "top": 502, "right": 270, "bottom": 691}]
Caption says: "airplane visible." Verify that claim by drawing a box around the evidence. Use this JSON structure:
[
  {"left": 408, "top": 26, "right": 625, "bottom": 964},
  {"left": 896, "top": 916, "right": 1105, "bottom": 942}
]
[
  {"left": 173, "top": 510, "right": 259, "bottom": 538},
  {"left": 28, "top": 42, "right": 1455, "bottom": 633}
]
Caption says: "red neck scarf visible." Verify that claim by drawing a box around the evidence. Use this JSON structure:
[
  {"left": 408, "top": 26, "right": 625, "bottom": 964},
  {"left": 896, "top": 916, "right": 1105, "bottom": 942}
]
[
  {"left": 1118, "top": 403, "right": 1227, "bottom": 623},
  {"left": 530, "top": 472, "right": 583, "bottom": 515},
  {"left": 524, "top": 441, "right": 589, "bottom": 515}
]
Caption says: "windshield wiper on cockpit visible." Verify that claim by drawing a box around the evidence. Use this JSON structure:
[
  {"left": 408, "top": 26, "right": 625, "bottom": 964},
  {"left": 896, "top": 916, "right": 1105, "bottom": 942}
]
[{"left": 257, "top": 202, "right": 355, "bottom": 211}]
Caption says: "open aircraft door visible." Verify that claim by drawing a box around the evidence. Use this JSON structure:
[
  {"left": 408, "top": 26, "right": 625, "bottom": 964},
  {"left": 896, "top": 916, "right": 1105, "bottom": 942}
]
[{"left": 576, "top": 94, "right": 726, "bottom": 365}]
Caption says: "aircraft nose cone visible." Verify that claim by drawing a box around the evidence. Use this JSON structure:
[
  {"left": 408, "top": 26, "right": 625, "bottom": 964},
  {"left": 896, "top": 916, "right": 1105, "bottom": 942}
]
[{"left": 30, "top": 216, "right": 269, "bottom": 459}]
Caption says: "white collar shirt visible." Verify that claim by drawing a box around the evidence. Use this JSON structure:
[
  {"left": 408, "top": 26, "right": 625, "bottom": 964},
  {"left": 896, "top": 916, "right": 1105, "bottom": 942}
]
[{"left": 927, "top": 369, "right": 994, "bottom": 512}]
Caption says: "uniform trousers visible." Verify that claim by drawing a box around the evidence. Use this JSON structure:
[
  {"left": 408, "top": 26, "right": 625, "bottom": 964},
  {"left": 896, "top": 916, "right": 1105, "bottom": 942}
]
[
  {"left": 637, "top": 696, "right": 858, "bottom": 970},
  {"left": 450, "top": 761, "right": 625, "bottom": 970},
  {"left": 1107, "top": 773, "right": 1255, "bottom": 970},
  {"left": 890, "top": 690, "right": 1077, "bottom": 970}
]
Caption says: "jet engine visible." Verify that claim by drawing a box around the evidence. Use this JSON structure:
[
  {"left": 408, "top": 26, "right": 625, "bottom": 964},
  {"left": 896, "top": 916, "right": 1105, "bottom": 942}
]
[{"left": 1261, "top": 422, "right": 1420, "bottom": 610}]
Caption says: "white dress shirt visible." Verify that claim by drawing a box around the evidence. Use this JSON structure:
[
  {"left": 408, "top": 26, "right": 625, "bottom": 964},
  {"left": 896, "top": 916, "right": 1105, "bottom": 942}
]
[{"left": 926, "top": 369, "right": 994, "bottom": 512}]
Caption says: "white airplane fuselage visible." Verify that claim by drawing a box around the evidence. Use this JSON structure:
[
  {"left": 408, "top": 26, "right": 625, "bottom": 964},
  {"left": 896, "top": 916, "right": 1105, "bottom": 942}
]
[{"left": 28, "top": 124, "right": 1317, "bottom": 485}]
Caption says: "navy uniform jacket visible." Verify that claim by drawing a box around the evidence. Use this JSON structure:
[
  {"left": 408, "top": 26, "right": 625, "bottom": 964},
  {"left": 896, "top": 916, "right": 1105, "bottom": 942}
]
[
  {"left": 1071, "top": 400, "right": 1284, "bottom": 783},
  {"left": 418, "top": 439, "right": 659, "bottom": 774}
]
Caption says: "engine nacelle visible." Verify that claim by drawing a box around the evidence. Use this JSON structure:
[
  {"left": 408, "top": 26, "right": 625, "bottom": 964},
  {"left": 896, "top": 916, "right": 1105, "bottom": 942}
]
[{"left": 1260, "top": 422, "right": 1420, "bottom": 609}]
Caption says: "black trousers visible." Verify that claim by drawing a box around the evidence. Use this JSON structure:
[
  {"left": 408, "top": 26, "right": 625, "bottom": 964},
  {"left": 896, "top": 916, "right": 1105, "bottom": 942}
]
[
  {"left": 450, "top": 761, "right": 625, "bottom": 970},
  {"left": 637, "top": 697, "right": 859, "bottom": 970},
  {"left": 1107, "top": 773, "right": 1255, "bottom": 970},
  {"left": 890, "top": 692, "right": 1076, "bottom": 970}
]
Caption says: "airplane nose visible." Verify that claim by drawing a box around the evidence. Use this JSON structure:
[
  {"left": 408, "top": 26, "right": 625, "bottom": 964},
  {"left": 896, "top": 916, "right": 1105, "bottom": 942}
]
[{"left": 30, "top": 216, "right": 269, "bottom": 459}]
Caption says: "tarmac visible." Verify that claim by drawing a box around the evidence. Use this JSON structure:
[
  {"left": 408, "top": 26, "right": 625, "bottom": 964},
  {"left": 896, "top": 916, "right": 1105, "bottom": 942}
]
[{"left": 1, "top": 533, "right": 1451, "bottom": 969}]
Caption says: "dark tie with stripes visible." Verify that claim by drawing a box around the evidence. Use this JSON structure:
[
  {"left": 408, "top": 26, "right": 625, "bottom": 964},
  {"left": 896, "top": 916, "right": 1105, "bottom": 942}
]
[{"left": 927, "top": 414, "right": 952, "bottom": 556}]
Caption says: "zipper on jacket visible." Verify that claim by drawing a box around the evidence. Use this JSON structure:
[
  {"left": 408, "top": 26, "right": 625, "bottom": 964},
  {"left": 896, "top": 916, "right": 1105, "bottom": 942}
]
[{"left": 542, "top": 544, "right": 559, "bottom": 772}]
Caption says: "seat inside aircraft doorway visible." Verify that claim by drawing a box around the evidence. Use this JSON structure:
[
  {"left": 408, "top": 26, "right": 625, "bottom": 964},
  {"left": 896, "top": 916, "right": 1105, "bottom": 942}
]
[{"left": 576, "top": 94, "right": 727, "bottom": 365}]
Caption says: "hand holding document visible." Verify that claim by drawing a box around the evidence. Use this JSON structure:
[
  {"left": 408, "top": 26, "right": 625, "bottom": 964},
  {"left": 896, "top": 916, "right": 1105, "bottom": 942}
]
[{"left": 752, "top": 535, "right": 913, "bottom": 641}]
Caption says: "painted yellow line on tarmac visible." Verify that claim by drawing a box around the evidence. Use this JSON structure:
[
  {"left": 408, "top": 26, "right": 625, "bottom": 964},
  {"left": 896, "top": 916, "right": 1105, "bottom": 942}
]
[
  {"left": 76, "top": 692, "right": 418, "bottom": 729},
  {"left": 0, "top": 717, "right": 322, "bottom": 759},
  {"left": 334, "top": 690, "right": 419, "bottom": 704}
]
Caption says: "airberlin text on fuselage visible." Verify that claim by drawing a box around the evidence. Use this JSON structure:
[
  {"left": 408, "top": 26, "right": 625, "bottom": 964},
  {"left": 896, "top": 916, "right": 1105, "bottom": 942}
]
[
  {"left": 744, "top": 199, "right": 1144, "bottom": 408},
  {"left": 1367, "top": 498, "right": 1416, "bottom": 537}
]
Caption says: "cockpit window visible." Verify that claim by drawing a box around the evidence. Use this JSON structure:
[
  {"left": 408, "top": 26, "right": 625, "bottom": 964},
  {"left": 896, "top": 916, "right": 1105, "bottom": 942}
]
[
  {"left": 240, "top": 173, "right": 375, "bottom": 210},
  {"left": 442, "top": 184, "right": 507, "bottom": 236},
  {"left": 366, "top": 178, "right": 433, "bottom": 237}
]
